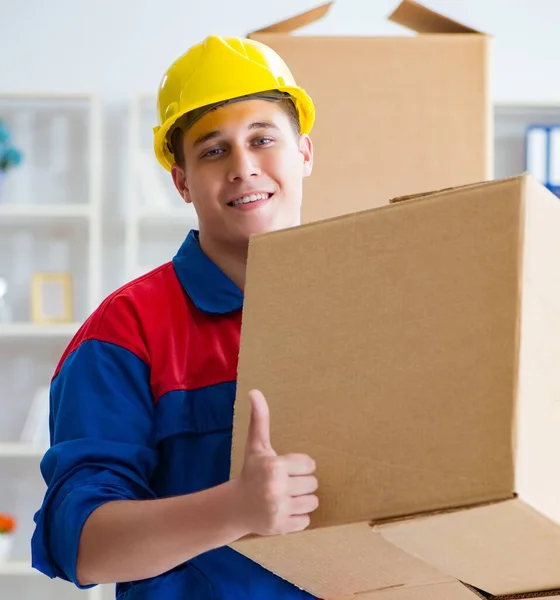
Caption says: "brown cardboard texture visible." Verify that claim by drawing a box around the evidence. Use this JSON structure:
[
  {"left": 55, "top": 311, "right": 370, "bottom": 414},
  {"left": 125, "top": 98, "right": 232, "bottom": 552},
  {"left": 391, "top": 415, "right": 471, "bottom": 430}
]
[
  {"left": 230, "top": 174, "right": 560, "bottom": 599},
  {"left": 232, "top": 524, "right": 455, "bottom": 599},
  {"left": 467, "top": 586, "right": 560, "bottom": 600},
  {"left": 357, "top": 582, "right": 560, "bottom": 600},
  {"left": 357, "top": 581, "right": 489, "bottom": 600},
  {"left": 248, "top": 0, "right": 492, "bottom": 223}
]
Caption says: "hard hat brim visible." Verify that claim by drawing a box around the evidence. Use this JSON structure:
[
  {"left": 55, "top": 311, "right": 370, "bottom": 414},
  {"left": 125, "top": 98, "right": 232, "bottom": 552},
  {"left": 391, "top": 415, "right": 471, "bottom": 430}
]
[{"left": 153, "top": 85, "right": 315, "bottom": 172}]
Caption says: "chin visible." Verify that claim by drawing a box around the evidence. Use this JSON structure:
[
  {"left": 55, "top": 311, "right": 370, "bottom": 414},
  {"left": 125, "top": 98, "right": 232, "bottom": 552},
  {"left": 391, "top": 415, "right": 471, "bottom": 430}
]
[
  {"left": 231, "top": 207, "right": 301, "bottom": 241},
  {"left": 236, "top": 219, "right": 280, "bottom": 239}
]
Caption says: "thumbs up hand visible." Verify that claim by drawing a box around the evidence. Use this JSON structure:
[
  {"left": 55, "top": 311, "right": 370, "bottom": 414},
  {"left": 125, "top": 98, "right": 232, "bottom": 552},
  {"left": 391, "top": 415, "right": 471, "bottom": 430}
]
[{"left": 237, "top": 389, "right": 319, "bottom": 536}]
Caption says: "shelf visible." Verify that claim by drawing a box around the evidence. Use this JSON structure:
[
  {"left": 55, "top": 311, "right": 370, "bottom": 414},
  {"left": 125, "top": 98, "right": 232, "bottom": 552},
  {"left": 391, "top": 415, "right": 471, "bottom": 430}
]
[
  {"left": 0, "top": 92, "right": 103, "bottom": 599},
  {"left": 0, "top": 560, "right": 39, "bottom": 576},
  {"left": 135, "top": 207, "right": 198, "bottom": 225},
  {"left": 0, "top": 443, "right": 47, "bottom": 458},
  {"left": 0, "top": 91, "right": 95, "bottom": 100},
  {"left": 0, "top": 203, "right": 92, "bottom": 224},
  {"left": 0, "top": 322, "right": 81, "bottom": 339},
  {"left": 495, "top": 101, "right": 560, "bottom": 109}
]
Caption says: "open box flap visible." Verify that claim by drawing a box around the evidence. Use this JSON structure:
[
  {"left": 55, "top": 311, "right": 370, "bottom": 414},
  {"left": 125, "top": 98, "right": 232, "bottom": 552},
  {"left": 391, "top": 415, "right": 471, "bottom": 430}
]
[
  {"left": 248, "top": 2, "right": 332, "bottom": 36},
  {"left": 388, "top": 0, "right": 482, "bottom": 34}
]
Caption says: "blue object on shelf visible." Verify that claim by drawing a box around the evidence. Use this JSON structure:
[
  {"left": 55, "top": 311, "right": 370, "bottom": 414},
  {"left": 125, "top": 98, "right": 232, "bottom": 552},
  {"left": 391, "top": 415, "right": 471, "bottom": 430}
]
[
  {"left": 525, "top": 124, "right": 560, "bottom": 198},
  {"left": 0, "top": 119, "right": 23, "bottom": 172}
]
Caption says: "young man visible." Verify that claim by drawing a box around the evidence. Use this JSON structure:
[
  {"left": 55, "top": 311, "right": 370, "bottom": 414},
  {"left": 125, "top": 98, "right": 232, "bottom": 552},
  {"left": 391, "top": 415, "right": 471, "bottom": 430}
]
[{"left": 31, "top": 35, "right": 319, "bottom": 599}]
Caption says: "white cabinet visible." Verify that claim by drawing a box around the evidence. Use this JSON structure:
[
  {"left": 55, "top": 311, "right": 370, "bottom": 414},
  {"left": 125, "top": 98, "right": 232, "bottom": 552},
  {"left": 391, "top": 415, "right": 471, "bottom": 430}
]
[
  {"left": 0, "top": 93, "right": 110, "bottom": 600},
  {"left": 123, "top": 94, "right": 198, "bottom": 283}
]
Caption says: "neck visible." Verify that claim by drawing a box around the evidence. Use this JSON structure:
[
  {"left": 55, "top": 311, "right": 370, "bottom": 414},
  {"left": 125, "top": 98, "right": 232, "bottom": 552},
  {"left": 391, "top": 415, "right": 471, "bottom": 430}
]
[{"left": 198, "top": 230, "right": 248, "bottom": 291}]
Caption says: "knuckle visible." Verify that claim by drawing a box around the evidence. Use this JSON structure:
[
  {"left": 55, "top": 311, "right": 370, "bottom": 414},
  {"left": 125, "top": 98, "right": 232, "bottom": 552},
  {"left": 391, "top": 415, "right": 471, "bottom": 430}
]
[
  {"left": 262, "top": 485, "right": 289, "bottom": 518},
  {"left": 264, "top": 457, "right": 282, "bottom": 478},
  {"left": 263, "top": 486, "right": 281, "bottom": 507},
  {"left": 291, "top": 497, "right": 303, "bottom": 513}
]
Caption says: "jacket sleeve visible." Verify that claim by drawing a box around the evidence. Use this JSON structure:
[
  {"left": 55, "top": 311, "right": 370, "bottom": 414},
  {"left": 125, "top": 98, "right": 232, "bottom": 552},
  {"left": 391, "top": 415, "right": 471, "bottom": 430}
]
[{"left": 31, "top": 322, "right": 158, "bottom": 587}]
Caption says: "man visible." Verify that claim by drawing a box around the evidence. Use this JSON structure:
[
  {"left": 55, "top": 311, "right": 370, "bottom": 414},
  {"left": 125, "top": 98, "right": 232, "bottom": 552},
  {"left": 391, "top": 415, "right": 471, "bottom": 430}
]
[{"left": 31, "top": 35, "right": 320, "bottom": 599}]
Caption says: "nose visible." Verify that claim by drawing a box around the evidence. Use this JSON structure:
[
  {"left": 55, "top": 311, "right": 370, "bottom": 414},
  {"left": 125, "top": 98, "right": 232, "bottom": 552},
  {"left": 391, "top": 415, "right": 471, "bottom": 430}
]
[{"left": 227, "top": 147, "right": 261, "bottom": 182}]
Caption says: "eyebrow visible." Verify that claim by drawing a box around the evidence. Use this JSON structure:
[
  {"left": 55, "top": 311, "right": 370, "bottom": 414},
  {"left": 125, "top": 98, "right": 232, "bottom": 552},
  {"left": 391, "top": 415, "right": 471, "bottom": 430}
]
[
  {"left": 193, "top": 130, "right": 223, "bottom": 149},
  {"left": 192, "top": 121, "right": 280, "bottom": 148},
  {"left": 248, "top": 120, "right": 280, "bottom": 132}
]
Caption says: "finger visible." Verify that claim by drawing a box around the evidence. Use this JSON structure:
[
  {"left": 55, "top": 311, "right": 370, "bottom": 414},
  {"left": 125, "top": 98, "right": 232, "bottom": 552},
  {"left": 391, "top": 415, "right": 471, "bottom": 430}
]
[
  {"left": 246, "top": 389, "right": 275, "bottom": 457},
  {"left": 281, "top": 453, "right": 316, "bottom": 476},
  {"left": 287, "top": 514, "right": 311, "bottom": 533},
  {"left": 290, "top": 494, "right": 319, "bottom": 516},
  {"left": 287, "top": 475, "right": 318, "bottom": 497}
]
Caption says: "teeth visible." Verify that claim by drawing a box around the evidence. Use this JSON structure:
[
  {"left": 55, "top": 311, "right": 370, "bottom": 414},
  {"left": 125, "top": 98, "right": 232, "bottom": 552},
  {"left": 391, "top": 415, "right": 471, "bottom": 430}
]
[{"left": 231, "top": 193, "right": 269, "bottom": 206}]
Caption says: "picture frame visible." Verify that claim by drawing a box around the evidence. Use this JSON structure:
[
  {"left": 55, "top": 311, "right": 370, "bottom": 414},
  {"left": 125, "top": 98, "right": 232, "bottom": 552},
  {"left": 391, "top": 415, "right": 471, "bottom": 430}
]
[{"left": 31, "top": 272, "right": 73, "bottom": 324}]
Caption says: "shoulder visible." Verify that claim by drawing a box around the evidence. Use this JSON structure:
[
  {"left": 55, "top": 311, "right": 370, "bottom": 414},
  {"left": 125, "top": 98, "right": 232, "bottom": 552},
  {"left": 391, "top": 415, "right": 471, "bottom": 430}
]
[{"left": 54, "top": 263, "right": 185, "bottom": 376}]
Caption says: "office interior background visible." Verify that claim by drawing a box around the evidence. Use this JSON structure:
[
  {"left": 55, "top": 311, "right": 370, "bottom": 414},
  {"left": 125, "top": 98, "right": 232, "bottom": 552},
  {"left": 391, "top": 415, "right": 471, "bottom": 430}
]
[{"left": 1, "top": 0, "right": 559, "bottom": 598}]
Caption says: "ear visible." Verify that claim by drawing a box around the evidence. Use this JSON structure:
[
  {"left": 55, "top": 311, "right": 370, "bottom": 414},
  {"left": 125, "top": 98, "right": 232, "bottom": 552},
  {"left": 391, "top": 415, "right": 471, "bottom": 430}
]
[
  {"left": 299, "top": 134, "right": 314, "bottom": 178},
  {"left": 171, "top": 163, "right": 192, "bottom": 204}
]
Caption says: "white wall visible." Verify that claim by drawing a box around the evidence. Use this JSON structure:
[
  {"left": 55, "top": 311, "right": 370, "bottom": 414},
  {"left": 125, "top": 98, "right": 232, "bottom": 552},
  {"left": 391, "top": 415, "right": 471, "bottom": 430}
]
[{"left": 2, "top": 0, "right": 559, "bottom": 104}]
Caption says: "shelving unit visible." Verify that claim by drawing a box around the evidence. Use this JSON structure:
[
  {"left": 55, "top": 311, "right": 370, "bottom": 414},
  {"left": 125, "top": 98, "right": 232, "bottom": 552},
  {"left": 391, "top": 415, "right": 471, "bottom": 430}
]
[
  {"left": 0, "top": 93, "right": 105, "bottom": 600},
  {"left": 0, "top": 203, "right": 92, "bottom": 218},
  {"left": 0, "top": 560, "right": 41, "bottom": 576},
  {"left": 123, "top": 94, "right": 198, "bottom": 283},
  {"left": 0, "top": 322, "right": 81, "bottom": 339},
  {"left": 0, "top": 93, "right": 103, "bottom": 319},
  {"left": 493, "top": 101, "right": 560, "bottom": 182},
  {"left": 0, "top": 443, "right": 47, "bottom": 458},
  {"left": 0, "top": 562, "right": 109, "bottom": 600}
]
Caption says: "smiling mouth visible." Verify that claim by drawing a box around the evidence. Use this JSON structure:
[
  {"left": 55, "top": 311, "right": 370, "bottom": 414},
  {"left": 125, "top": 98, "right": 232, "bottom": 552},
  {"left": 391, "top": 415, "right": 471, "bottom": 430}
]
[{"left": 227, "top": 192, "right": 272, "bottom": 207}]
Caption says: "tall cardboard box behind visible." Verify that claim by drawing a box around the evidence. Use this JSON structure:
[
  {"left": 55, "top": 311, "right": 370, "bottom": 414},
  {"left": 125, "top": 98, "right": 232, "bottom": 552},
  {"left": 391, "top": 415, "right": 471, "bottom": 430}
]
[{"left": 249, "top": 0, "right": 492, "bottom": 223}]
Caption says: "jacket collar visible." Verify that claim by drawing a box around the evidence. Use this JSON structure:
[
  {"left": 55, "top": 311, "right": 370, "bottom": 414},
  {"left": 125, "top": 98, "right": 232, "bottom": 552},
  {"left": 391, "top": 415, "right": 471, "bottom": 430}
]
[{"left": 172, "top": 230, "right": 244, "bottom": 314}]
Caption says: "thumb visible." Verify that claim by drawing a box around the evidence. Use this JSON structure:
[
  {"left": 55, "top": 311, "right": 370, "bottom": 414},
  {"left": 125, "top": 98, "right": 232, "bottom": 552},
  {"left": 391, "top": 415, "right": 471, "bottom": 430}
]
[{"left": 246, "top": 389, "right": 276, "bottom": 457}]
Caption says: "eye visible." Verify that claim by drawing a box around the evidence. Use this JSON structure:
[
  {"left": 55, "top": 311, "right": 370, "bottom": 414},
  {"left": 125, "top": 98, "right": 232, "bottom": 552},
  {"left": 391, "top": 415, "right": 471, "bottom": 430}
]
[
  {"left": 253, "top": 137, "right": 273, "bottom": 146},
  {"left": 201, "top": 147, "right": 224, "bottom": 159}
]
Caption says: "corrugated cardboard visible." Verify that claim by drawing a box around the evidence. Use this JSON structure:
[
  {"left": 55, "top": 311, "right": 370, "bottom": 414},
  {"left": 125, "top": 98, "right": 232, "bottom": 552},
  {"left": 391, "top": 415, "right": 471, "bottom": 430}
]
[
  {"left": 364, "top": 583, "right": 560, "bottom": 600},
  {"left": 230, "top": 174, "right": 560, "bottom": 599},
  {"left": 249, "top": 0, "right": 492, "bottom": 223},
  {"left": 231, "top": 524, "right": 454, "bottom": 599},
  {"left": 358, "top": 581, "right": 490, "bottom": 600}
]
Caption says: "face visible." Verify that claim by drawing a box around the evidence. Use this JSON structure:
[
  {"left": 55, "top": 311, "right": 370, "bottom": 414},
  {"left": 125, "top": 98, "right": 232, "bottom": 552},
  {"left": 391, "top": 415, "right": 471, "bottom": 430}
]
[{"left": 171, "top": 99, "right": 313, "bottom": 247}]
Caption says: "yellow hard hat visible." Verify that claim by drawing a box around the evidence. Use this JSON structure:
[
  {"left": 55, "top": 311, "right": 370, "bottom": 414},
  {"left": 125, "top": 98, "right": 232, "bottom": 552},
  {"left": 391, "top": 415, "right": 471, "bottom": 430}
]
[{"left": 153, "top": 35, "right": 315, "bottom": 171}]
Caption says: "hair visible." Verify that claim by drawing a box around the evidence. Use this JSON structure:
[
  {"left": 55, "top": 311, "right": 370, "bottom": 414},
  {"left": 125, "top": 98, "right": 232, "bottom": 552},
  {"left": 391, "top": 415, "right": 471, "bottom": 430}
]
[{"left": 170, "top": 97, "right": 301, "bottom": 168}]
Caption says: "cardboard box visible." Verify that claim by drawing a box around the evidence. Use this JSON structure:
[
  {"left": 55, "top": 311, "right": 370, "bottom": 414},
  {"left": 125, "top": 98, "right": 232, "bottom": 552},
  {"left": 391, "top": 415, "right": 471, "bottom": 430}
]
[
  {"left": 229, "top": 523, "right": 456, "bottom": 599},
  {"left": 230, "top": 174, "right": 560, "bottom": 599},
  {"left": 249, "top": 0, "right": 493, "bottom": 223}
]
